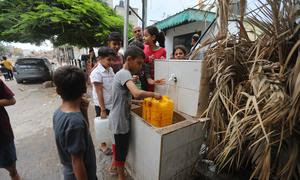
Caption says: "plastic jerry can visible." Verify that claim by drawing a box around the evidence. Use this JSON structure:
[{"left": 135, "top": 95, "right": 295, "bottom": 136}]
[
  {"left": 145, "top": 97, "right": 152, "bottom": 122},
  {"left": 150, "top": 99, "right": 162, "bottom": 127},
  {"left": 161, "top": 96, "right": 174, "bottom": 126}
]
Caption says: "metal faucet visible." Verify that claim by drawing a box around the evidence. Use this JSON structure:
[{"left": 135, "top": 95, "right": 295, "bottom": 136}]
[{"left": 168, "top": 73, "right": 177, "bottom": 83}]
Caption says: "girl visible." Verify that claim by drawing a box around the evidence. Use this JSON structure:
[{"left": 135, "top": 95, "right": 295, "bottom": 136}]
[
  {"left": 173, "top": 45, "right": 188, "bottom": 59},
  {"left": 143, "top": 26, "right": 166, "bottom": 91}
]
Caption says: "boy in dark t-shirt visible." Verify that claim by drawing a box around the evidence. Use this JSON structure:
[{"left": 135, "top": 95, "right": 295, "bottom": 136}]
[
  {"left": 0, "top": 79, "right": 20, "bottom": 180},
  {"left": 52, "top": 66, "right": 97, "bottom": 180}
]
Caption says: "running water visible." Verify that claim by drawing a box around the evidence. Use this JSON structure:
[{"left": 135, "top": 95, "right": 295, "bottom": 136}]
[{"left": 165, "top": 83, "right": 170, "bottom": 96}]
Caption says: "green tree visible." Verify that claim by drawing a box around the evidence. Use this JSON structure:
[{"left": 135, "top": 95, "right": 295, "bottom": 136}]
[
  {"left": 0, "top": 43, "right": 8, "bottom": 56},
  {"left": 0, "top": 0, "right": 131, "bottom": 47}
]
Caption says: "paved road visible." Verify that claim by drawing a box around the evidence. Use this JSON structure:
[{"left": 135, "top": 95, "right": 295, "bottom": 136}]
[{"left": 0, "top": 78, "right": 121, "bottom": 180}]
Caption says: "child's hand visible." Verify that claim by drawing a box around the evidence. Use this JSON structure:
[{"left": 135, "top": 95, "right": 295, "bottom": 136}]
[
  {"left": 147, "top": 78, "right": 155, "bottom": 85},
  {"left": 132, "top": 75, "right": 139, "bottom": 83},
  {"left": 153, "top": 92, "right": 162, "bottom": 100},
  {"left": 154, "top": 78, "right": 165, "bottom": 85},
  {"left": 100, "top": 110, "right": 107, "bottom": 119},
  {"left": 80, "top": 98, "right": 89, "bottom": 110}
]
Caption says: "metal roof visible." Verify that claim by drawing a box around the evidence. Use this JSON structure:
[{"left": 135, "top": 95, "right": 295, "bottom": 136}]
[{"left": 155, "top": 8, "right": 216, "bottom": 30}]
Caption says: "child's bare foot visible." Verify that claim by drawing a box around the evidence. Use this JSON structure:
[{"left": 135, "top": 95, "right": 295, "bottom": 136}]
[{"left": 107, "top": 165, "right": 118, "bottom": 176}]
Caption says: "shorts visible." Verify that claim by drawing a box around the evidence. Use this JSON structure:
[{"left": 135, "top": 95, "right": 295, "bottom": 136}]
[
  {"left": 114, "top": 133, "right": 130, "bottom": 167},
  {"left": 94, "top": 106, "right": 110, "bottom": 117},
  {"left": 0, "top": 141, "right": 17, "bottom": 168}
]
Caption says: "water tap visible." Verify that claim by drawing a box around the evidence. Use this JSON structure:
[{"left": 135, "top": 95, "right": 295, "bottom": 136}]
[{"left": 168, "top": 73, "right": 177, "bottom": 83}]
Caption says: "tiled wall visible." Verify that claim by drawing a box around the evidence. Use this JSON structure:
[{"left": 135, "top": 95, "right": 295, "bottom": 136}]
[{"left": 155, "top": 60, "right": 207, "bottom": 117}]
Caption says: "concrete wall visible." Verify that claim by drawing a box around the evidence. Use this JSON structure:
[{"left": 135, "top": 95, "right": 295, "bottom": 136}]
[
  {"left": 115, "top": 6, "right": 139, "bottom": 27},
  {"left": 127, "top": 108, "right": 205, "bottom": 180},
  {"left": 164, "top": 21, "right": 212, "bottom": 58}
]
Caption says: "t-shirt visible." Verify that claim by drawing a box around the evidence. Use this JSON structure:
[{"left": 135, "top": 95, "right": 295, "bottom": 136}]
[
  {"left": 53, "top": 109, "right": 97, "bottom": 180},
  {"left": 90, "top": 63, "right": 115, "bottom": 110},
  {"left": 0, "top": 79, "right": 14, "bottom": 145},
  {"left": 144, "top": 44, "right": 166, "bottom": 91},
  {"left": 111, "top": 54, "right": 124, "bottom": 74},
  {"left": 1, "top": 60, "right": 13, "bottom": 70},
  {"left": 109, "top": 69, "right": 133, "bottom": 134}
]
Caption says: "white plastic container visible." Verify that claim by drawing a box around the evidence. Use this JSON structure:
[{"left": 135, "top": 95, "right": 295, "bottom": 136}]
[{"left": 94, "top": 117, "right": 111, "bottom": 143}]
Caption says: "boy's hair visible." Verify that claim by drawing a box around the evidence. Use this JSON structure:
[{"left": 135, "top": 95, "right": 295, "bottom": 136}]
[
  {"left": 53, "top": 66, "right": 86, "bottom": 101},
  {"left": 173, "top": 45, "right": 188, "bottom": 56},
  {"left": 89, "top": 48, "right": 94, "bottom": 53},
  {"left": 124, "top": 46, "right": 145, "bottom": 61},
  {"left": 129, "top": 40, "right": 144, "bottom": 50},
  {"left": 2, "top": 56, "right": 7, "bottom": 60},
  {"left": 97, "top": 47, "right": 117, "bottom": 58},
  {"left": 108, "top": 32, "right": 122, "bottom": 42}
]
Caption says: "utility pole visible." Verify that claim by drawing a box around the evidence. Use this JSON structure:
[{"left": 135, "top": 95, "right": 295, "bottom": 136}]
[
  {"left": 124, "top": 0, "right": 130, "bottom": 50},
  {"left": 142, "top": 0, "right": 147, "bottom": 30}
]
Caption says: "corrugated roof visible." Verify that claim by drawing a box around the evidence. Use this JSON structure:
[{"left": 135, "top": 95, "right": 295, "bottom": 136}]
[{"left": 155, "top": 8, "right": 216, "bottom": 30}]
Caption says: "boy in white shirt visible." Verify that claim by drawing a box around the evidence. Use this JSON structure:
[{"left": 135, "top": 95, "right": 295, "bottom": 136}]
[{"left": 90, "top": 47, "right": 116, "bottom": 155}]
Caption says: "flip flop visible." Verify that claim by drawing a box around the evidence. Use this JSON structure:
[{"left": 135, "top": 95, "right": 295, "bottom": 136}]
[
  {"left": 99, "top": 147, "right": 113, "bottom": 156},
  {"left": 106, "top": 166, "right": 118, "bottom": 176}
]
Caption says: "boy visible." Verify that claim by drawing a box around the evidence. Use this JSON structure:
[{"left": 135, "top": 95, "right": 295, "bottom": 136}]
[
  {"left": 109, "top": 46, "right": 162, "bottom": 180},
  {"left": 90, "top": 47, "right": 116, "bottom": 154},
  {"left": 53, "top": 66, "right": 97, "bottom": 180},
  {"left": 0, "top": 79, "right": 20, "bottom": 180},
  {"left": 107, "top": 32, "right": 124, "bottom": 73}
]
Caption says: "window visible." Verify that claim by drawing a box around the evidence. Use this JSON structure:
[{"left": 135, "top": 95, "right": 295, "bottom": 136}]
[{"left": 173, "top": 32, "right": 201, "bottom": 52}]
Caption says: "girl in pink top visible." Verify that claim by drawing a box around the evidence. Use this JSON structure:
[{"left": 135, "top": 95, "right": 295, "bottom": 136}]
[{"left": 143, "top": 26, "right": 166, "bottom": 91}]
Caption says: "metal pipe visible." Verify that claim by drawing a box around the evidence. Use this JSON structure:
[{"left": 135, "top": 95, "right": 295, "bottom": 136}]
[
  {"left": 129, "top": 6, "right": 143, "bottom": 22},
  {"left": 124, "top": 0, "right": 130, "bottom": 50}
]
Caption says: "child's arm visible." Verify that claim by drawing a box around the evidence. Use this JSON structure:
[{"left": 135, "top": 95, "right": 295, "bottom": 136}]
[
  {"left": 0, "top": 97, "right": 16, "bottom": 107},
  {"left": 71, "top": 153, "right": 88, "bottom": 180},
  {"left": 147, "top": 78, "right": 165, "bottom": 85},
  {"left": 126, "top": 80, "right": 161, "bottom": 100},
  {"left": 80, "top": 97, "right": 89, "bottom": 124},
  {"left": 94, "top": 82, "right": 107, "bottom": 118},
  {"left": 144, "top": 63, "right": 165, "bottom": 85}
]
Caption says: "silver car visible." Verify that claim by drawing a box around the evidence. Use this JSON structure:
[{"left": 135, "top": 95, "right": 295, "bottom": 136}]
[{"left": 14, "top": 58, "right": 53, "bottom": 83}]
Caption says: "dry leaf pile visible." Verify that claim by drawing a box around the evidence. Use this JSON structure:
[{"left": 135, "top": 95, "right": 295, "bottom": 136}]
[{"left": 203, "top": 0, "right": 300, "bottom": 179}]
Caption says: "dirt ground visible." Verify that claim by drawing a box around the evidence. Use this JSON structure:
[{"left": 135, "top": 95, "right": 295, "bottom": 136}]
[{"left": 0, "top": 77, "right": 124, "bottom": 180}]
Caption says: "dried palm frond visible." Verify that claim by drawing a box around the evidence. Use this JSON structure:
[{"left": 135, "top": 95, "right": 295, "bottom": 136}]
[{"left": 202, "top": 0, "right": 299, "bottom": 179}]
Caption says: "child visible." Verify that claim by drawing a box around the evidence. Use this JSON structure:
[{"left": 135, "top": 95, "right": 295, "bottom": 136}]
[
  {"left": 109, "top": 46, "right": 162, "bottom": 180},
  {"left": 128, "top": 41, "right": 146, "bottom": 90},
  {"left": 90, "top": 47, "right": 116, "bottom": 155},
  {"left": 1, "top": 56, "right": 14, "bottom": 80},
  {"left": 143, "top": 26, "right": 166, "bottom": 91},
  {"left": 173, "top": 45, "right": 188, "bottom": 59},
  {"left": 107, "top": 32, "right": 124, "bottom": 73},
  {"left": 0, "top": 79, "right": 20, "bottom": 180},
  {"left": 53, "top": 66, "right": 97, "bottom": 180}
]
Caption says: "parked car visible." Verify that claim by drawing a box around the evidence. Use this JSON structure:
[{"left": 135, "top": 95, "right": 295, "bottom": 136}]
[{"left": 14, "top": 58, "right": 53, "bottom": 83}]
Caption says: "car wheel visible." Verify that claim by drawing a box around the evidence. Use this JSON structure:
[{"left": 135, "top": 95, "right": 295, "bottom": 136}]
[{"left": 16, "top": 79, "right": 23, "bottom": 84}]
